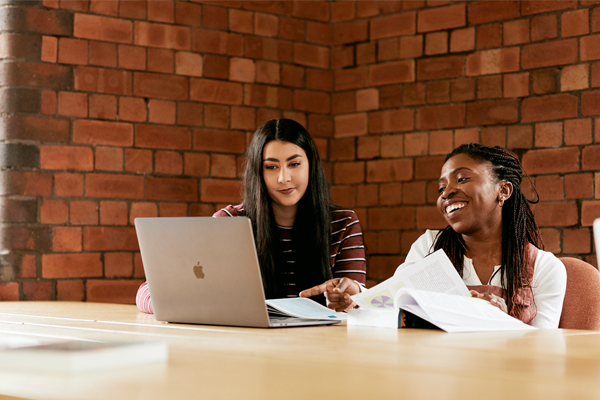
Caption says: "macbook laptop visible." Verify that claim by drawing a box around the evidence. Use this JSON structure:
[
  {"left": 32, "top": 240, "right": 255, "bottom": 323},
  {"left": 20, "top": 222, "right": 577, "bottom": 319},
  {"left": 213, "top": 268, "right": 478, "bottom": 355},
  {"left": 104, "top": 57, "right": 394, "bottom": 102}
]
[
  {"left": 594, "top": 218, "right": 600, "bottom": 258},
  {"left": 134, "top": 217, "right": 340, "bottom": 328}
]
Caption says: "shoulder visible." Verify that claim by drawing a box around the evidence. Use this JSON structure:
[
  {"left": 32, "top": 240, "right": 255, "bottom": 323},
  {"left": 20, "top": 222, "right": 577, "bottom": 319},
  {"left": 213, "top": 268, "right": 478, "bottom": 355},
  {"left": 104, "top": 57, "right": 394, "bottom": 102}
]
[
  {"left": 330, "top": 205, "right": 360, "bottom": 223},
  {"left": 213, "top": 204, "right": 245, "bottom": 218},
  {"left": 534, "top": 249, "right": 567, "bottom": 279}
]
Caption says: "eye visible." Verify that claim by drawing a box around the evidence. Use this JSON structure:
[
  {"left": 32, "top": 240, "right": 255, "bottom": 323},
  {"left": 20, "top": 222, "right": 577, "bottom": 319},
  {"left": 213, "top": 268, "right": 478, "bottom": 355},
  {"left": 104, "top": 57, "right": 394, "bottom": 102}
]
[
  {"left": 289, "top": 162, "right": 301, "bottom": 167},
  {"left": 438, "top": 186, "right": 445, "bottom": 194},
  {"left": 264, "top": 165, "right": 277, "bottom": 170},
  {"left": 458, "top": 177, "right": 469, "bottom": 183}
]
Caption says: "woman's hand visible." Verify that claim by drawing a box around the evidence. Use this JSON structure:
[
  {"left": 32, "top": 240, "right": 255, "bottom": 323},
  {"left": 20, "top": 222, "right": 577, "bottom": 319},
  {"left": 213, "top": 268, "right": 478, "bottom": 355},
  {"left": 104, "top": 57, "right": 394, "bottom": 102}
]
[
  {"left": 299, "top": 278, "right": 361, "bottom": 312},
  {"left": 470, "top": 290, "right": 508, "bottom": 314}
]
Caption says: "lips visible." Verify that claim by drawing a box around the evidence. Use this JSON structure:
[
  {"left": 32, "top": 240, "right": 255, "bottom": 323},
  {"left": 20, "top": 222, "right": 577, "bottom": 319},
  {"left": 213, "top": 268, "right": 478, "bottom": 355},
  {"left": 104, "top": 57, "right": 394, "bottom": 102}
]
[
  {"left": 445, "top": 201, "right": 467, "bottom": 215},
  {"left": 278, "top": 188, "right": 295, "bottom": 195}
]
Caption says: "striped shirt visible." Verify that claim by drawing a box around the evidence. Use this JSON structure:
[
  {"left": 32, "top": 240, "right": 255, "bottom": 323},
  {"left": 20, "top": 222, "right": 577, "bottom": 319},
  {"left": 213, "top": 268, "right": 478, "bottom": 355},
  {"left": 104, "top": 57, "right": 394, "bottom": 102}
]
[{"left": 136, "top": 204, "right": 366, "bottom": 314}]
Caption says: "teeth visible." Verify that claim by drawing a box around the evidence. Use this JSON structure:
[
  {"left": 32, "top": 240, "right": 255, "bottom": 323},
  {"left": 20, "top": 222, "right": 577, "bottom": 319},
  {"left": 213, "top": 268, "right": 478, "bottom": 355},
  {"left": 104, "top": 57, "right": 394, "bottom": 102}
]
[{"left": 446, "top": 203, "right": 466, "bottom": 214}]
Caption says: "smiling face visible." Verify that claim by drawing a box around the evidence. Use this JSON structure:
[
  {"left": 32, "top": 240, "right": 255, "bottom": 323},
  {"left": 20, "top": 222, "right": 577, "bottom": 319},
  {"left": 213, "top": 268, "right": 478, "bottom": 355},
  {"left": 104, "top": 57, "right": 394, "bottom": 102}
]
[
  {"left": 437, "top": 154, "right": 508, "bottom": 236},
  {"left": 262, "top": 139, "right": 309, "bottom": 216}
]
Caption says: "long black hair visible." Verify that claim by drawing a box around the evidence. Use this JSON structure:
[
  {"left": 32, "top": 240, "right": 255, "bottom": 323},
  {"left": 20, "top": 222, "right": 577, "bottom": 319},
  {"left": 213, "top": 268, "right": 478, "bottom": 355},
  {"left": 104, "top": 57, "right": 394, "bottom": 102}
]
[
  {"left": 434, "top": 143, "right": 543, "bottom": 319},
  {"left": 243, "top": 119, "right": 332, "bottom": 299}
]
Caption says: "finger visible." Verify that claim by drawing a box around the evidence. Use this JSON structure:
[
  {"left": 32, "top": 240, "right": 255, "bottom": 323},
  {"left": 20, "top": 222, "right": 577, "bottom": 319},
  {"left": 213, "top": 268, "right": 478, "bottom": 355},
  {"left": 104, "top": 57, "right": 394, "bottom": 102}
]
[
  {"left": 299, "top": 282, "right": 330, "bottom": 298},
  {"left": 469, "top": 290, "right": 480, "bottom": 297},
  {"left": 333, "top": 278, "right": 352, "bottom": 293}
]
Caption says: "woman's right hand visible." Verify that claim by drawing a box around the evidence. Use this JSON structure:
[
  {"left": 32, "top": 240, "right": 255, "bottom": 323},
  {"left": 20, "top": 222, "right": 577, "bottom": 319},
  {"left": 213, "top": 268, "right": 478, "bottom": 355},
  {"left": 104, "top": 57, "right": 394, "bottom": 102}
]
[{"left": 299, "top": 278, "right": 361, "bottom": 312}]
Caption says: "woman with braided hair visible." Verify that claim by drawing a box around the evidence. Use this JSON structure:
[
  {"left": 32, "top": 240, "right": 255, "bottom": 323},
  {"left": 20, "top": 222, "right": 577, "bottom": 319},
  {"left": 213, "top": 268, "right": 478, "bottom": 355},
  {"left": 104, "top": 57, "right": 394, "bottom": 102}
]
[{"left": 302, "top": 143, "right": 566, "bottom": 328}]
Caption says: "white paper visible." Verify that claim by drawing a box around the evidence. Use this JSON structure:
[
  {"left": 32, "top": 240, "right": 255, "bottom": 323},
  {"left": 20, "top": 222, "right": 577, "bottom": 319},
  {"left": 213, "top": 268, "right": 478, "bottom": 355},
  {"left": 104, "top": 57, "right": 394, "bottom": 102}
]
[
  {"left": 266, "top": 298, "right": 347, "bottom": 320},
  {"left": 395, "top": 288, "right": 536, "bottom": 333},
  {"left": 347, "top": 308, "right": 399, "bottom": 328},
  {"left": 352, "top": 249, "right": 470, "bottom": 309}
]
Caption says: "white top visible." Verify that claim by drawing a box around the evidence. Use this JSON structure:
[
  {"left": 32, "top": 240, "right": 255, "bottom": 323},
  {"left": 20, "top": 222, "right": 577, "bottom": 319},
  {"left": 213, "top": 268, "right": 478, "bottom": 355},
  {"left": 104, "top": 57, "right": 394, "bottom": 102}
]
[{"left": 394, "top": 230, "right": 567, "bottom": 329}]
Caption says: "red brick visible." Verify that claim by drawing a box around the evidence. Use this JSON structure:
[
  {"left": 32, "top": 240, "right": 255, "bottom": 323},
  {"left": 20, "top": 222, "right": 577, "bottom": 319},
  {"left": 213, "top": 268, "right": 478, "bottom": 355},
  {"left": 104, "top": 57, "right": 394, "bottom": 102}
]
[
  {"left": 120, "top": 1, "right": 147, "bottom": 19},
  {"left": 40, "top": 145, "right": 93, "bottom": 171},
  {"left": 366, "top": 159, "right": 413, "bottom": 182},
  {"left": 334, "top": 113, "right": 368, "bottom": 137},
  {"left": 560, "top": 64, "right": 589, "bottom": 92},
  {"left": 0, "top": 171, "right": 52, "bottom": 197},
  {"left": 531, "top": 202, "right": 578, "bottom": 227},
  {"left": 521, "top": 39, "right": 578, "bottom": 69},
  {"left": 145, "top": 177, "right": 198, "bottom": 201},
  {"left": 95, "top": 146, "right": 123, "bottom": 171},
  {"left": 450, "top": 78, "right": 475, "bottom": 102},
  {"left": 466, "top": 48, "right": 520, "bottom": 76},
  {"left": 531, "top": 15, "right": 558, "bottom": 42},
  {"left": 73, "top": 120, "right": 133, "bottom": 147},
  {"left": 118, "top": 45, "right": 146, "bottom": 71},
  {"left": 86, "top": 173, "right": 144, "bottom": 199},
  {"left": 400, "top": 35, "right": 423, "bottom": 59},
  {"left": 89, "top": 94, "right": 117, "bottom": 120},
  {"left": 192, "top": 29, "right": 244, "bottom": 56},
  {"left": 583, "top": 145, "right": 600, "bottom": 171},
  {"left": 356, "top": 136, "right": 379, "bottom": 160},
  {"left": 189, "top": 78, "right": 242, "bottom": 105},
  {"left": 466, "top": 99, "right": 519, "bottom": 126},
  {"left": 147, "top": 99, "right": 176, "bottom": 124},
  {"left": 52, "top": 226, "right": 82, "bottom": 252},
  {"left": 378, "top": 182, "right": 401, "bottom": 206},
  {"left": 306, "top": 68, "right": 333, "bottom": 91},
  {"left": 416, "top": 104, "right": 465, "bottom": 130},
  {"left": 332, "top": 20, "right": 366, "bottom": 45},
  {"left": 535, "top": 175, "right": 564, "bottom": 201},
  {"left": 60, "top": 1, "right": 88, "bottom": 12},
  {"left": 89, "top": 41, "right": 117, "bottom": 68},
  {"left": 55, "top": 173, "right": 83, "bottom": 197},
  {"left": 175, "top": 51, "right": 203, "bottom": 77},
  {"left": 416, "top": 206, "right": 446, "bottom": 229},
  {"left": 333, "top": 162, "right": 365, "bottom": 184},
  {"left": 135, "top": 125, "right": 191, "bottom": 150},
  {"left": 57, "top": 91, "right": 87, "bottom": 117},
  {"left": 504, "top": 19, "right": 530, "bottom": 46},
  {"left": 377, "top": 37, "right": 399, "bottom": 61},
  {"left": 134, "top": 21, "right": 189, "bottom": 50},
  {"left": 293, "top": 90, "right": 330, "bottom": 114},
  {"left": 74, "top": 66, "right": 132, "bottom": 95},
  {"left": 40, "top": 199, "right": 68, "bottom": 224},
  {"left": 42, "top": 253, "right": 102, "bottom": 278},
  {"left": 58, "top": 38, "right": 88, "bottom": 65},
  {"left": 370, "top": 12, "right": 416, "bottom": 40},
  {"left": 292, "top": 1, "right": 329, "bottom": 22},
  {"left": 147, "top": 48, "right": 174, "bottom": 74},
  {"left": 130, "top": 202, "right": 158, "bottom": 223},
  {"left": 522, "top": 94, "right": 578, "bottom": 123},
  {"left": 193, "top": 128, "right": 246, "bottom": 153},
  {"left": 22, "top": 281, "right": 52, "bottom": 301},
  {"left": 200, "top": 179, "right": 242, "bottom": 203},
  {"left": 334, "top": 68, "right": 368, "bottom": 91},
  {"left": 90, "top": 0, "right": 119, "bottom": 15},
  {"left": 229, "top": 9, "right": 252, "bottom": 34},
  {"left": 582, "top": 201, "right": 600, "bottom": 226},
  {"left": 564, "top": 119, "right": 592, "bottom": 145},
  {"left": 562, "top": 9, "right": 589, "bottom": 38},
  {"left": 87, "top": 280, "right": 143, "bottom": 304},
  {"left": 535, "top": 122, "right": 563, "bottom": 147},
  {"left": 417, "top": 55, "right": 463, "bottom": 80},
  {"left": 332, "top": 1, "right": 355, "bottom": 22},
  {"left": 99, "top": 200, "right": 127, "bottom": 225},
  {"left": 521, "top": 1, "right": 577, "bottom": 16},
  {"left": 450, "top": 27, "right": 474, "bottom": 53},
  {"left": 481, "top": 126, "right": 507, "bottom": 148},
  {"left": 522, "top": 147, "right": 580, "bottom": 175},
  {"left": 582, "top": 90, "right": 600, "bottom": 116},
  {"left": 368, "top": 207, "right": 416, "bottom": 230},
  {"left": 369, "top": 109, "right": 414, "bottom": 133},
  {"left": 418, "top": 4, "right": 465, "bottom": 33},
  {"left": 293, "top": 43, "right": 329, "bottom": 69},
  {"left": 101, "top": 252, "right": 132, "bottom": 278},
  {"left": 16, "top": 254, "right": 36, "bottom": 279},
  {"left": 477, "top": 24, "right": 502, "bottom": 50},
  {"left": 429, "top": 130, "right": 453, "bottom": 155},
  {"left": 405, "top": 132, "right": 427, "bottom": 156},
  {"left": 84, "top": 227, "right": 138, "bottom": 251},
  {"left": 183, "top": 152, "right": 210, "bottom": 177},
  {"left": 154, "top": 151, "right": 182, "bottom": 175},
  {"left": 370, "top": 60, "right": 415, "bottom": 86},
  {"left": 477, "top": 75, "right": 502, "bottom": 99},
  {"left": 565, "top": 173, "right": 594, "bottom": 199},
  {"left": 582, "top": 34, "right": 600, "bottom": 61},
  {"left": 74, "top": 14, "right": 132, "bottom": 43},
  {"left": 39, "top": 90, "right": 55, "bottom": 115},
  {"left": 134, "top": 72, "right": 188, "bottom": 100},
  {"left": 159, "top": 202, "right": 189, "bottom": 217},
  {"left": 563, "top": 228, "right": 592, "bottom": 254},
  {"left": 507, "top": 125, "right": 533, "bottom": 149},
  {"left": 415, "top": 156, "right": 445, "bottom": 179},
  {"left": 209, "top": 154, "right": 236, "bottom": 178},
  {"left": 305, "top": 20, "right": 331, "bottom": 45},
  {"left": 467, "top": 1, "right": 520, "bottom": 24},
  {"left": 504, "top": 73, "right": 529, "bottom": 98},
  {"left": 201, "top": 5, "right": 226, "bottom": 29},
  {"left": 41, "top": 35, "right": 57, "bottom": 63},
  {"left": 69, "top": 199, "right": 98, "bottom": 224},
  {"left": 118, "top": 97, "right": 146, "bottom": 122}
]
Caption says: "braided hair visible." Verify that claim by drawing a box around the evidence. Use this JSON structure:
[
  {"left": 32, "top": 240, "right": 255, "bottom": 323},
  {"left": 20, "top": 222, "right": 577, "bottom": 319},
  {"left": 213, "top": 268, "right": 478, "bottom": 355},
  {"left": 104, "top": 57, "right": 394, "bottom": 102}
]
[{"left": 433, "top": 143, "right": 542, "bottom": 319}]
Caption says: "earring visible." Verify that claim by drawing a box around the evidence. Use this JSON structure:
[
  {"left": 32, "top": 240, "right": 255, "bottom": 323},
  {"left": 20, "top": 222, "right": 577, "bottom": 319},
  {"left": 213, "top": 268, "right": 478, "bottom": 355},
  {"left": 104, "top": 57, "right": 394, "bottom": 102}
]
[{"left": 499, "top": 198, "right": 504, "bottom": 207}]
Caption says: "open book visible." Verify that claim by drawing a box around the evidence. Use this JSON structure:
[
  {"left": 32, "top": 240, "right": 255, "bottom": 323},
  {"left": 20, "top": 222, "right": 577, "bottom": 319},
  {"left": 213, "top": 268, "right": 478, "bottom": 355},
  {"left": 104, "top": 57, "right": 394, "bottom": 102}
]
[
  {"left": 266, "top": 297, "right": 347, "bottom": 320},
  {"left": 349, "top": 250, "right": 535, "bottom": 332}
]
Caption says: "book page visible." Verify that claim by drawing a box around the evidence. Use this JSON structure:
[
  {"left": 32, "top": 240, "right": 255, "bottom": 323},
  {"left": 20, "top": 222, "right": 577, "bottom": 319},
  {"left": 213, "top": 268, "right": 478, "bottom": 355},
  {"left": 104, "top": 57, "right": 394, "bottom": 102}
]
[
  {"left": 352, "top": 249, "right": 470, "bottom": 309},
  {"left": 395, "top": 288, "right": 536, "bottom": 333},
  {"left": 266, "top": 298, "right": 347, "bottom": 320}
]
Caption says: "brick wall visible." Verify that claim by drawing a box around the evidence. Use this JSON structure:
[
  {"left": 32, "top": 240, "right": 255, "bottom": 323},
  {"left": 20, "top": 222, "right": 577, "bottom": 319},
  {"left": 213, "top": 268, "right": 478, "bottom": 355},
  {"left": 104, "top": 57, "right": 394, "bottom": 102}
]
[{"left": 0, "top": 1, "right": 599, "bottom": 302}]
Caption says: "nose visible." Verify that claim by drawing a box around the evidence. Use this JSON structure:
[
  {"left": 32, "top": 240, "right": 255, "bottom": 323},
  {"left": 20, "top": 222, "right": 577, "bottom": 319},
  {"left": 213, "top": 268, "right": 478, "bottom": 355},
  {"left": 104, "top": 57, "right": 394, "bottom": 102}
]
[
  {"left": 277, "top": 166, "right": 291, "bottom": 183},
  {"left": 440, "top": 182, "right": 457, "bottom": 199}
]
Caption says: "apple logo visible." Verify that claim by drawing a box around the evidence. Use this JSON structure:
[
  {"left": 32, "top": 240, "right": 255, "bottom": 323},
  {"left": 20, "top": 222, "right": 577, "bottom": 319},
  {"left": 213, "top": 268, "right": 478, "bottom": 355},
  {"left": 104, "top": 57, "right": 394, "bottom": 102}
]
[{"left": 193, "top": 262, "right": 205, "bottom": 279}]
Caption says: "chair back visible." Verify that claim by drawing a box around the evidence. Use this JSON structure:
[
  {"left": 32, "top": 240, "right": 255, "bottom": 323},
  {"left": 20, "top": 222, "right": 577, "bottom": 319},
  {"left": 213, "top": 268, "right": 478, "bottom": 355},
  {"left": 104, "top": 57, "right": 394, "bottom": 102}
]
[{"left": 558, "top": 257, "right": 600, "bottom": 330}]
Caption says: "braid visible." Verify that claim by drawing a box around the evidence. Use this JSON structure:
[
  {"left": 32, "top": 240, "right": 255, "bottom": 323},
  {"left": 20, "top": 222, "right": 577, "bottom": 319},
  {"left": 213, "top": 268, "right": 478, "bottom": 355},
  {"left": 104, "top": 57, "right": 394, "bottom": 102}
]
[{"left": 434, "top": 143, "right": 542, "bottom": 319}]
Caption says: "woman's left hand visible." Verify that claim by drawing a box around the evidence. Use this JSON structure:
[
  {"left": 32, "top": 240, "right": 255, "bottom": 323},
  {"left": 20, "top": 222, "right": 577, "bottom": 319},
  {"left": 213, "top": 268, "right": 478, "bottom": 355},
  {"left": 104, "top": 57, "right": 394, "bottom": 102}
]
[{"left": 469, "top": 290, "right": 508, "bottom": 314}]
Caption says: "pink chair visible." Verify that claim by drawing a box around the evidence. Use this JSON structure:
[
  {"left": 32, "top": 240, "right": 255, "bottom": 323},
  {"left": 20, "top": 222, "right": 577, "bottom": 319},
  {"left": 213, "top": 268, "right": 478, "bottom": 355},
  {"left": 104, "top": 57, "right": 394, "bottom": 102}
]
[{"left": 558, "top": 257, "right": 600, "bottom": 331}]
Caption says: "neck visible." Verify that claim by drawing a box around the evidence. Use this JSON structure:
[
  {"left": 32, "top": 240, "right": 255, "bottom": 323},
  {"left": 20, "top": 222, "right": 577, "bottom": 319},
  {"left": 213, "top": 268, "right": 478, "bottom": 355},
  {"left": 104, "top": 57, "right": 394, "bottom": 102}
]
[
  {"left": 271, "top": 202, "right": 297, "bottom": 227},
  {"left": 461, "top": 225, "right": 503, "bottom": 264}
]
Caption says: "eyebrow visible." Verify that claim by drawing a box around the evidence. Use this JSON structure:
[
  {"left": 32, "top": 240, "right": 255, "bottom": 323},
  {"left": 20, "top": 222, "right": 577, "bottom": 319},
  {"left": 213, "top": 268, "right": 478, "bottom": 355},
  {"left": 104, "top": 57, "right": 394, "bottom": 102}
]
[
  {"left": 437, "top": 167, "right": 473, "bottom": 183},
  {"left": 263, "top": 154, "right": 303, "bottom": 163}
]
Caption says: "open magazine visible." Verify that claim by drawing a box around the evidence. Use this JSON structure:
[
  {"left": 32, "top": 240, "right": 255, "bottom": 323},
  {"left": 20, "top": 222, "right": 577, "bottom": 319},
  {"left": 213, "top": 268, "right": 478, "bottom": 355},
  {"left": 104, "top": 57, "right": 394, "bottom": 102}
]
[
  {"left": 266, "top": 297, "right": 347, "bottom": 320},
  {"left": 349, "top": 250, "right": 535, "bottom": 332}
]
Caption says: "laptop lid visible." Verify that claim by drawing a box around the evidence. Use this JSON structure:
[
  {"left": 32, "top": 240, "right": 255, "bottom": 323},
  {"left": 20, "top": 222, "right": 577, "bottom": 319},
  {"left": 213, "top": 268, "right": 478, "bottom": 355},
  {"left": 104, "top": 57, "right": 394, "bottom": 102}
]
[
  {"left": 135, "top": 217, "right": 272, "bottom": 328},
  {"left": 594, "top": 218, "right": 600, "bottom": 258}
]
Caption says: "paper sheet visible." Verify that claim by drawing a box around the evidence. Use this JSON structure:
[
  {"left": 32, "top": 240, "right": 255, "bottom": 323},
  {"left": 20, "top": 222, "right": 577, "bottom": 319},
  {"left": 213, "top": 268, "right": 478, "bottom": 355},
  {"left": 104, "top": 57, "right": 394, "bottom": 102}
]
[{"left": 266, "top": 298, "right": 347, "bottom": 320}]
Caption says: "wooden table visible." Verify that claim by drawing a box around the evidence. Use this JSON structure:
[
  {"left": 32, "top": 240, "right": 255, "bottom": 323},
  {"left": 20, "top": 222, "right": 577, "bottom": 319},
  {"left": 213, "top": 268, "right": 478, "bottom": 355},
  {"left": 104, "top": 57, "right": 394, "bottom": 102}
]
[{"left": 0, "top": 302, "right": 599, "bottom": 400}]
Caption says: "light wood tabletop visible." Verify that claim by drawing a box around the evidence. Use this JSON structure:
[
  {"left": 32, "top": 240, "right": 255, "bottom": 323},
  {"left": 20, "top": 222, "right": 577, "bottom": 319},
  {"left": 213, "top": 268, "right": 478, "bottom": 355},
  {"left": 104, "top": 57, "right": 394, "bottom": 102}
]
[{"left": 0, "top": 302, "right": 599, "bottom": 400}]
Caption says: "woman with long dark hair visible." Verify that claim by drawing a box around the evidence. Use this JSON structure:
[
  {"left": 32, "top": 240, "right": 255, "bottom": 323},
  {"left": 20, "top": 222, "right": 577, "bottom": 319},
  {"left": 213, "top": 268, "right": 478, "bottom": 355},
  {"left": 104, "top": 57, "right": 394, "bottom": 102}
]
[
  {"left": 136, "top": 119, "right": 366, "bottom": 313},
  {"left": 304, "top": 143, "right": 566, "bottom": 328}
]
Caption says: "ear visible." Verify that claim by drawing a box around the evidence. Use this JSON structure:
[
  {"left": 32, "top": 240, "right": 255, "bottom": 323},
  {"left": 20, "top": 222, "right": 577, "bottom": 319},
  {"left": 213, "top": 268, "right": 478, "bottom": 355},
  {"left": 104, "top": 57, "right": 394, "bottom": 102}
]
[{"left": 498, "top": 181, "right": 513, "bottom": 202}]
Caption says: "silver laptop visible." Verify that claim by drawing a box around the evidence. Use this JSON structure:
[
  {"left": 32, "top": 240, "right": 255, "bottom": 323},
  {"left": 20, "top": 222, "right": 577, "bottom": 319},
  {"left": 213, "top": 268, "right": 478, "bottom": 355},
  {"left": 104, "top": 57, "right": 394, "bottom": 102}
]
[
  {"left": 594, "top": 218, "right": 600, "bottom": 258},
  {"left": 134, "top": 217, "right": 339, "bottom": 328}
]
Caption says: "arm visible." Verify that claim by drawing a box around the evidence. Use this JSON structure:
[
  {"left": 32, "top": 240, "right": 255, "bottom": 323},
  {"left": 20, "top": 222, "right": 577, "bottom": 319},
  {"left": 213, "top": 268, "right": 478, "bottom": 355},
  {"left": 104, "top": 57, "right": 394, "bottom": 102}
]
[
  {"left": 529, "top": 250, "right": 567, "bottom": 328},
  {"left": 135, "top": 281, "right": 153, "bottom": 314}
]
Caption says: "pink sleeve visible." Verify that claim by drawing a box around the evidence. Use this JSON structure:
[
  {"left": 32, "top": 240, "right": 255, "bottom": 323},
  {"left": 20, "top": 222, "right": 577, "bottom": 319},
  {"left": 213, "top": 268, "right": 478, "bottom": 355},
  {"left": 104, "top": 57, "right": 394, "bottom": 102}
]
[{"left": 135, "top": 281, "right": 154, "bottom": 314}]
